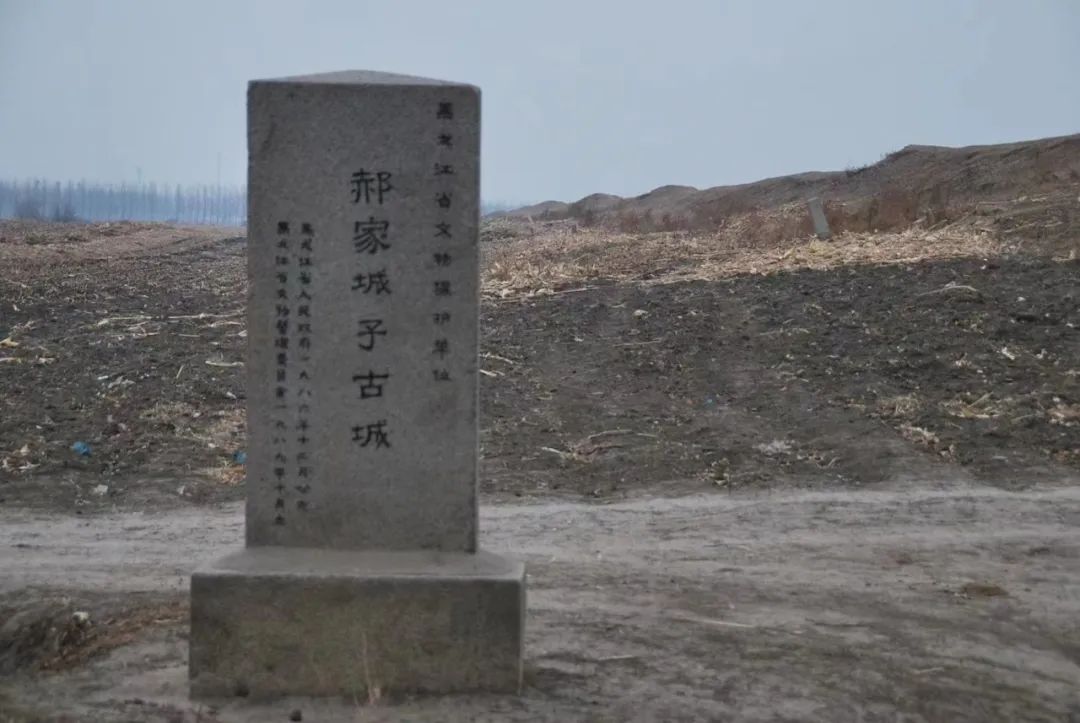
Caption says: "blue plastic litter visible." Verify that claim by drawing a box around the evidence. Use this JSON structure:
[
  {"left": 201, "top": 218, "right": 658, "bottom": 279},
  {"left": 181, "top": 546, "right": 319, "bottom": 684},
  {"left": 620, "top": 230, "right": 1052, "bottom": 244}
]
[
  {"left": 71, "top": 441, "right": 92, "bottom": 457},
  {"left": 233, "top": 450, "right": 247, "bottom": 465}
]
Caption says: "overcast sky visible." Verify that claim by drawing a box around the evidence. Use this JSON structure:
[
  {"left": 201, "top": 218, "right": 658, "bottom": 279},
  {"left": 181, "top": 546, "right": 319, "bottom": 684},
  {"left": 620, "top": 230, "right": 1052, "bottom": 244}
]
[{"left": 1, "top": 0, "right": 1078, "bottom": 204}]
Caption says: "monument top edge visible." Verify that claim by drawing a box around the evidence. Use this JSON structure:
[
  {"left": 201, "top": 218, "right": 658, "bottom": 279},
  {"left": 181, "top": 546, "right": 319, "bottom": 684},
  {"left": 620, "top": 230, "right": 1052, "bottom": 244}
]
[{"left": 250, "top": 70, "right": 478, "bottom": 90}]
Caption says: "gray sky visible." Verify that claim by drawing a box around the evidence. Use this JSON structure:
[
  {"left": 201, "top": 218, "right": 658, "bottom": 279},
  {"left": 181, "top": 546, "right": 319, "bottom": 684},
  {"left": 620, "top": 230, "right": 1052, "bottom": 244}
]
[{"left": 1, "top": 0, "right": 1078, "bottom": 204}]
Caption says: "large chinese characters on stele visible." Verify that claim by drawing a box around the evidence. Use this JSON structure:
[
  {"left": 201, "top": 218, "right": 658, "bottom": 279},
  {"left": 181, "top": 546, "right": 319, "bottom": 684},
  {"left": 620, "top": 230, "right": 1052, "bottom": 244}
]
[{"left": 246, "top": 73, "right": 480, "bottom": 552}]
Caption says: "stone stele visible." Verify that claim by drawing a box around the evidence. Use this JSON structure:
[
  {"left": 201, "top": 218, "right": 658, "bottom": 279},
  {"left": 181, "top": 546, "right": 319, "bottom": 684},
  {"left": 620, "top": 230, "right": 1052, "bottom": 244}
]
[
  {"left": 807, "top": 196, "right": 832, "bottom": 240},
  {"left": 189, "top": 70, "right": 525, "bottom": 700}
]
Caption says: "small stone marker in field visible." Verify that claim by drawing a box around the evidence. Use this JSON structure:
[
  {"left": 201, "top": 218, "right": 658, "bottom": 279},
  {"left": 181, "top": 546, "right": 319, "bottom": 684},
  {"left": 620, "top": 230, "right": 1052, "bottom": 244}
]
[
  {"left": 189, "top": 71, "right": 525, "bottom": 699},
  {"left": 807, "top": 197, "right": 832, "bottom": 240}
]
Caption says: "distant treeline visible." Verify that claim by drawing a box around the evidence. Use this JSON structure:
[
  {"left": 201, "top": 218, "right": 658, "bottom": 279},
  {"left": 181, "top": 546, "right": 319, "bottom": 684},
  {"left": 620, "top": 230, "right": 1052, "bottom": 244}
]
[
  {"left": 0, "top": 179, "right": 246, "bottom": 226},
  {"left": 0, "top": 179, "right": 523, "bottom": 227}
]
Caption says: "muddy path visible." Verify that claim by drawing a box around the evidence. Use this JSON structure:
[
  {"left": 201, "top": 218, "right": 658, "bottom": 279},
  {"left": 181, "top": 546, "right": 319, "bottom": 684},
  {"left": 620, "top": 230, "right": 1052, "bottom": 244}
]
[{"left": 2, "top": 482, "right": 1079, "bottom": 722}]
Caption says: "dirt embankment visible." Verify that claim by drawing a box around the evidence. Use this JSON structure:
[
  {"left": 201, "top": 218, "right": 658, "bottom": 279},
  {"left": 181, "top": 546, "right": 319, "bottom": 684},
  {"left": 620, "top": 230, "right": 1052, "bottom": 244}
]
[
  {"left": 0, "top": 217, "right": 1076, "bottom": 512},
  {"left": 493, "top": 133, "right": 1080, "bottom": 253}
]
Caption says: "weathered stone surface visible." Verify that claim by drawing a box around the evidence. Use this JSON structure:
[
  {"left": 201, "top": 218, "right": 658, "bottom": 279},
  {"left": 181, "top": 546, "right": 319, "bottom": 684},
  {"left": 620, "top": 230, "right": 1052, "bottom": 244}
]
[
  {"left": 190, "top": 548, "right": 525, "bottom": 698},
  {"left": 246, "top": 71, "right": 481, "bottom": 552},
  {"left": 190, "top": 71, "right": 524, "bottom": 701}
]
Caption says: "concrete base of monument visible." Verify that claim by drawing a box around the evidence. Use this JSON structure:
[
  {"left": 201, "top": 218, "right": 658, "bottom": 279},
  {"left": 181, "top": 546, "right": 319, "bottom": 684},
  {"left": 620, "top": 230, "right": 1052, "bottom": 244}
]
[{"left": 188, "top": 546, "right": 525, "bottom": 700}]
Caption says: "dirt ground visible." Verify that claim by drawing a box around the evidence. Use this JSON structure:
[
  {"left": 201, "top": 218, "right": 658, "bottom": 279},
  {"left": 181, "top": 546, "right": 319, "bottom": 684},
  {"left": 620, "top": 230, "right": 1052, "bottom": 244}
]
[
  {"left": 0, "top": 220, "right": 1077, "bottom": 510},
  {"left": 2, "top": 485, "right": 1079, "bottom": 722},
  {"left": 0, "top": 218, "right": 1078, "bottom": 721}
]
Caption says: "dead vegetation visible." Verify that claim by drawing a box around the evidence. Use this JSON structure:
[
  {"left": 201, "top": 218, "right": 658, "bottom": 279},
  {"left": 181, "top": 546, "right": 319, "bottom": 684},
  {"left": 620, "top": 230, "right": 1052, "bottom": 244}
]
[
  {"left": 482, "top": 214, "right": 1008, "bottom": 299},
  {"left": 0, "top": 221, "right": 248, "bottom": 509},
  {"left": 493, "top": 133, "right": 1080, "bottom": 240},
  {"left": 1, "top": 138, "right": 1078, "bottom": 511},
  {"left": 477, "top": 195, "right": 1077, "bottom": 495},
  {"left": 0, "top": 592, "right": 186, "bottom": 675}
]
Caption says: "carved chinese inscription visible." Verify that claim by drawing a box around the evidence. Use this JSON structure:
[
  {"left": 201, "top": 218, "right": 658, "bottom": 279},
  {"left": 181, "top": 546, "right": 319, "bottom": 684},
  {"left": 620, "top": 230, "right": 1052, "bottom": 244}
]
[
  {"left": 247, "top": 75, "right": 479, "bottom": 551},
  {"left": 268, "top": 220, "right": 317, "bottom": 525}
]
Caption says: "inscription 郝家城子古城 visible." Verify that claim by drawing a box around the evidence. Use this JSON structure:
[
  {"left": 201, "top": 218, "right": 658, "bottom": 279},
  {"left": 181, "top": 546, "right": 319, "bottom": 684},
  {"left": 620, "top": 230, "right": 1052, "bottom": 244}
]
[{"left": 350, "top": 169, "right": 394, "bottom": 451}]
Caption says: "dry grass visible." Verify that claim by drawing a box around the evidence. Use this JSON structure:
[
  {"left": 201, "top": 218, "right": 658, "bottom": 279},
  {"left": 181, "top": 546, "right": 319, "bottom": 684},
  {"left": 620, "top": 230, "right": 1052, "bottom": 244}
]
[
  {"left": 482, "top": 209, "right": 1006, "bottom": 299},
  {"left": 1048, "top": 402, "right": 1080, "bottom": 427},
  {"left": 140, "top": 402, "right": 245, "bottom": 484},
  {"left": 941, "top": 393, "right": 1012, "bottom": 420},
  {"left": 37, "top": 601, "right": 188, "bottom": 672},
  {"left": 876, "top": 394, "right": 922, "bottom": 420},
  {"left": 0, "top": 220, "right": 236, "bottom": 264}
]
